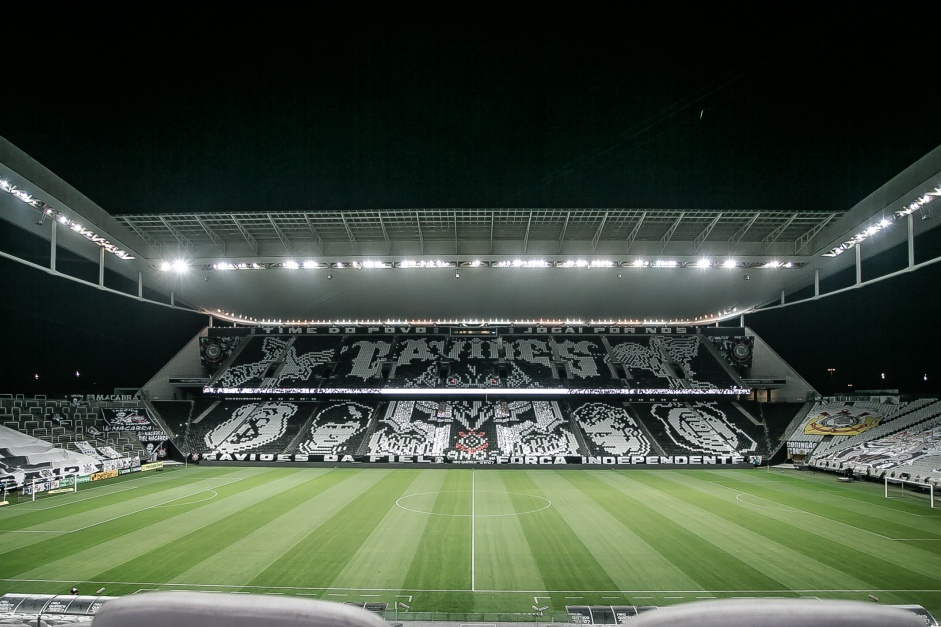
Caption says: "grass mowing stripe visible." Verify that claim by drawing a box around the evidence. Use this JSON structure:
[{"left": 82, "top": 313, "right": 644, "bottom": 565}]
[
  {"left": 473, "top": 471, "right": 547, "bottom": 593},
  {"left": 569, "top": 471, "right": 782, "bottom": 592},
  {"left": 169, "top": 469, "right": 395, "bottom": 587},
  {"left": 704, "top": 469, "right": 938, "bottom": 518},
  {"left": 245, "top": 470, "right": 414, "bottom": 589},
  {"left": 0, "top": 469, "right": 187, "bottom": 522},
  {"left": 331, "top": 469, "right": 447, "bottom": 590},
  {"left": 688, "top": 470, "right": 941, "bottom": 563},
  {"left": 499, "top": 471, "right": 619, "bottom": 593},
  {"left": 617, "top": 471, "right": 875, "bottom": 592},
  {"left": 526, "top": 470, "right": 700, "bottom": 591},
  {"left": 2, "top": 468, "right": 298, "bottom": 582},
  {"left": 695, "top": 470, "right": 941, "bottom": 540},
  {"left": 90, "top": 469, "right": 349, "bottom": 589},
  {"left": 0, "top": 468, "right": 270, "bottom": 576},
  {"left": 640, "top": 471, "right": 941, "bottom": 590},
  {"left": 401, "top": 470, "right": 474, "bottom": 611},
  {"left": 0, "top": 468, "right": 247, "bottom": 536}
]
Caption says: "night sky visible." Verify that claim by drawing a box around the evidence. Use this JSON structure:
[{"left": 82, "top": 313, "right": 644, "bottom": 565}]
[{"left": 1, "top": 14, "right": 940, "bottom": 395}]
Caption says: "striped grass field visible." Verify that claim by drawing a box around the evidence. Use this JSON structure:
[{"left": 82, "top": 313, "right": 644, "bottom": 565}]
[{"left": 1, "top": 465, "right": 939, "bottom": 619}]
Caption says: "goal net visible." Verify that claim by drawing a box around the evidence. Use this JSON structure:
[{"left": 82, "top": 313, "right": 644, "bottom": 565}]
[
  {"left": 21, "top": 473, "right": 79, "bottom": 502},
  {"left": 884, "top": 475, "right": 937, "bottom": 508}
]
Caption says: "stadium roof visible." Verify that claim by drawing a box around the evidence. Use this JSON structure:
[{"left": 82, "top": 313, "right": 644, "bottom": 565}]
[
  {"left": 2, "top": 136, "right": 940, "bottom": 325},
  {"left": 2, "top": 19, "right": 941, "bottom": 328}
]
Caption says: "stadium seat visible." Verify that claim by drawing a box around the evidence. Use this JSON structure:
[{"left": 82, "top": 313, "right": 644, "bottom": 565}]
[
  {"left": 92, "top": 591, "right": 391, "bottom": 627},
  {"left": 627, "top": 598, "right": 925, "bottom": 627}
]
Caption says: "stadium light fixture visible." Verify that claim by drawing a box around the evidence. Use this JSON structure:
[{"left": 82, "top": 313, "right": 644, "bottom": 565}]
[{"left": 826, "top": 189, "right": 939, "bottom": 258}]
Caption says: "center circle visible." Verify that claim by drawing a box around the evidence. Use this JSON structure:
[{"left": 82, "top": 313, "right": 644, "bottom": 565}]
[{"left": 395, "top": 490, "right": 552, "bottom": 517}]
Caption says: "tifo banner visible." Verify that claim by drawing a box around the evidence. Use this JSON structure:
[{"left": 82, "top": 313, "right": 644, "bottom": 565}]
[
  {"left": 99, "top": 408, "right": 167, "bottom": 450},
  {"left": 804, "top": 407, "right": 881, "bottom": 435},
  {"left": 199, "top": 452, "right": 750, "bottom": 466}
]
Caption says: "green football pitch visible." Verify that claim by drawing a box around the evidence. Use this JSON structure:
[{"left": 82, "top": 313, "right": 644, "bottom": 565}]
[{"left": 1, "top": 466, "right": 939, "bottom": 619}]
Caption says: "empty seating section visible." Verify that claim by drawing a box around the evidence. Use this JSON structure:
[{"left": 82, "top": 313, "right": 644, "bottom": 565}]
[
  {"left": 809, "top": 399, "right": 941, "bottom": 458},
  {"left": 368, "top": 401, "right": 452, "bottom": 456},
  {"left": 555, "top": 338, "right": 620, "bottom": 388},
  {"left": 810, "top": 414, "right": 941, "bottom": 481},
  {"left": 75, "top": 440, "right": 104, "bottom": 459},
  {"left": 608, "top": 337, "right": 680, "bottom": 389},
  {"left": 186, "top": 400, "right": 315, "bottom": 454},
  {"left": 754, "top": 401, "right": 807, "bottom": 446},
  {"left": 293, "top": 400, "right": 377, "bottom": 455},
  {"left": 494, "top": 400, "right": 579, "bottom": 456},
  {"left": 386, "top": 336, "right": 448, "bottom": 388},
  {"left": 657, "top": 336, "right": 739, "bottom": 389},
  {"left": 632, "top": 401, "right": 761, "bottom": 457},
  {"left": 97, "top": 446, "right": 121, "bottom": 459},
  {"left": 330, "top": 338, "right": 392, "bottom": 386},
  {"left": 150, "top": 400, "right": 196, "bottom": 439},
  {"left": 1, "top": 426, "right": 104, "bottom": 488},
  {"left": 442, "top": 338, "right": 501, "bottom": 388},
  {"left": 213, "top": 336, "right": 290, "bottom": 388},
  {"left": 570, "top": 400, "right": 653, "bottom": 456},
  {"left": 789, "top": 400, "right": 925, "bottom": 457},
  {"left": 504, "top": 336, "right": 556, "bottom": 388},
  {"left": 272, "top": 336, "right": 344, "bottom": 386}
]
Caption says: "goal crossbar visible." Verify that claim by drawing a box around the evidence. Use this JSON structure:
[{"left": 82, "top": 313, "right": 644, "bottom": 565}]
[{"left": 884, "top": 476, "right": 936, "bottom": 508}]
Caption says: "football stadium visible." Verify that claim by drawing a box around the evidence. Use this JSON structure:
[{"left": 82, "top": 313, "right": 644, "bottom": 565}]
[{"left": 2, "top": 24, "right": 941, "bottom": 627}]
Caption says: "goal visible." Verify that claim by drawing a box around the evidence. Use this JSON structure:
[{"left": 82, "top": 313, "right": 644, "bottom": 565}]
[
  {"left": 884, "top": 475, "right": 937, "bottom": 508},
  {"left": 22, "top": 473, "right": 79, "bottom": 502}
]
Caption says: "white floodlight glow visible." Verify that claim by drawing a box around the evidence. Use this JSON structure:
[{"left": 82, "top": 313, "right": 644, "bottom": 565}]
[
  {"left": 654, "top": 260, "right": 678, "bottom": 268},
  {"left": 172, "top": 260, "right": 189, "bottom": 273},
  {"left": 284, "top": 260, "right": 299, "bottom": 270},
  {"left": 590, "top": 260, "right": 614, "bottom": 268},
  {"left": 159, "top": 261, "right": 172, "bottom": 272},
  {"left": 722, "top": 259, "right": 737, "bottom": 269},
  {"left": 631, "top": 259, "right": 648, "bottom": 267},
  {"left": 695, "top": 259, "right": 710, "bottom": 268},
  {"left": 469, "top": 260, "right": 482, "bottom": 267}
]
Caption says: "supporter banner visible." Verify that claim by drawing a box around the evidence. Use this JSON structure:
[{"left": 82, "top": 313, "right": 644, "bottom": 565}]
[
  {"left": 99, "top": 408, "right": 168, "bottom": 446},
  {"left": 787, "top": 441, "right": 816, "bottom": 455},
  {"left": 209, "top": 325, "right": 745, "bottom": 338},
  {"left": 204, "top": 386, "right": 751, "bottom": 396},
  {"left": 804, "top": 407, "right": 881, "bottom": 435},
  {"left": 99, "top": 457, "right": 139, "bottom": 473},
  {"left": 199, "top": 452, "right": 748, "bottom": 465},
  {"left": 91, "top": 469, "right": 119, "bottom": 481},
  {"left": 141, "top": 461, "right": 164, "bottom": 472}
]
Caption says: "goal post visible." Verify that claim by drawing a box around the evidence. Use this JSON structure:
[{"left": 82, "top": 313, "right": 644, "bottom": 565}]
[
  {"left": 884, "top": 475, "right": 936, "bottom": 508},
  {"left": 24, "top": 473, "right": 79, "bottom": 502}
]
